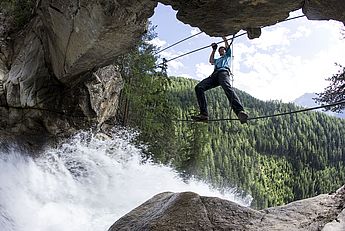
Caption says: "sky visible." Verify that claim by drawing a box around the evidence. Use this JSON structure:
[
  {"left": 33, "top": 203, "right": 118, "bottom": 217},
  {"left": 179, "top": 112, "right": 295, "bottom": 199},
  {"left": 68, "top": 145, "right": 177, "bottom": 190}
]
[{"left": 149, "top": 3, "right": 345, "bottom": 103}]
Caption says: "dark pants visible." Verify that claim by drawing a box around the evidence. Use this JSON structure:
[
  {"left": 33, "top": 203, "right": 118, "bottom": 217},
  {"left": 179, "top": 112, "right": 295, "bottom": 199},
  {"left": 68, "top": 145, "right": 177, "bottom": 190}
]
[{"left": 195, "top": 70, "right": 244, "bottom": 116}]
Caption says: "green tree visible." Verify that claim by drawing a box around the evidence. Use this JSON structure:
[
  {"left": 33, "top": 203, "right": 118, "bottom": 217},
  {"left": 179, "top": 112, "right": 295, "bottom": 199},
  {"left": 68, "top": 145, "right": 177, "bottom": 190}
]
[
  {"left": 315, "top": 63, "right": 345, "bottom": 112},
  {"left": 115, "top": 23, "right": 177, "bottom": 162}
]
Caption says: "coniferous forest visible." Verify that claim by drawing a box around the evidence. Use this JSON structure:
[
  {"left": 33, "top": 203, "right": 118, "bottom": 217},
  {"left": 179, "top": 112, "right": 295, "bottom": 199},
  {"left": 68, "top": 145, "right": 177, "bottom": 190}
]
[
  {"left": 115, "top": 25, "right": 345, "bottom": 209},
  {"left": 166, "top": 77, "right": 345, "bottom": 208},
  {"left": 118, "top": 73, "right": 345, "bottom": 209}
]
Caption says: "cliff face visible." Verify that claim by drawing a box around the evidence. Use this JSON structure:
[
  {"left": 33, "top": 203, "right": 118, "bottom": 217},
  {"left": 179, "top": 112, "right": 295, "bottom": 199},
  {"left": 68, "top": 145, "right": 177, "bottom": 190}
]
[
  {"left": 109, "top": 186, "right": 345, "bottom": 231},
  {"left": 0, "top": 0, "right": 344, "bottom": 136},
  {"left": 0, "top": 0, "right": 156, "bottom": 135}
]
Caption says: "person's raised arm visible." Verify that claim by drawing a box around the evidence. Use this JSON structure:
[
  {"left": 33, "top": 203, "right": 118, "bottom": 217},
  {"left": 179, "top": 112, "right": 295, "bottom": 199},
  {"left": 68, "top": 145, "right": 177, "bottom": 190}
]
[
  {"left": 222, "top": 36, "right": 229, "bottom": 49},
  {"left": 209, "top": 43, "right": 217, "bottom": 64}
]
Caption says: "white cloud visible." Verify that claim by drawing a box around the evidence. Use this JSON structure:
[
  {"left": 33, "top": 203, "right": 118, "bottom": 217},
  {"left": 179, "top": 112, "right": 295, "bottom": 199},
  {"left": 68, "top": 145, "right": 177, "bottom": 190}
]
[
  {"left": 313, "top": 19, "right": 344, "bottom": 32},
  {"left": 191, "top": 28, "right": 201, "bottom": 36},
  {"left": 167, "top": 60, "right": 184, "bottom": 70},
  {"left": 288, "top": 9, "right": 303, "bottom": 18},
  {"left": 229, "top": 18, "right": 345, "bottom": 103},
  {"left": 252, "top": 27, "right": 291, "bottom": 50},
  {"left": 232, "top": 42, "right": 256, "bottom": 60},
  {"left": 234, "top": 43, "right": 344, "bottom": 102},
  {"left": 236, "top": 51, "right": 296, "bottom": 101},
  {"left": 291, "top": 26, "right": 312, "bottom": 39},
  {"left": 195, "top": 62, "right": 214, "bottom": 80},
  {"left": 147, "top": 38, "right": 167, "bottom": 48},
  {"left": 159, "top": 49, "right": 186, "bottom": 72}
]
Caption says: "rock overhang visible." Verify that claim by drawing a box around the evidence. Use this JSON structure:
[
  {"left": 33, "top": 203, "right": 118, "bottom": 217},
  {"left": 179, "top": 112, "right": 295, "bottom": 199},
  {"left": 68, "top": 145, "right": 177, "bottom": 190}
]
[{"left": 157, "top": 0, "right": 345, "bottom": 39}]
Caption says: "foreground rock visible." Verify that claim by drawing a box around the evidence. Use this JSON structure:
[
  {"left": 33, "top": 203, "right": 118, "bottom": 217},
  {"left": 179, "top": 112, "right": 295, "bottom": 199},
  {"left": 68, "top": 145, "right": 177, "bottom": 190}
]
[{"left": 109, "top": 185, "right": 345, "bottom": 231}]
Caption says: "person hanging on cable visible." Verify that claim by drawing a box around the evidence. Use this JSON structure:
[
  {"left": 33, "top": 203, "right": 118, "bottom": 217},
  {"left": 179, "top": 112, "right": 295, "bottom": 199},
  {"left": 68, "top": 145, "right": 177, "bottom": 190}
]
[{"left": 192, "top": 36, "right": 248, "bottom": 124}]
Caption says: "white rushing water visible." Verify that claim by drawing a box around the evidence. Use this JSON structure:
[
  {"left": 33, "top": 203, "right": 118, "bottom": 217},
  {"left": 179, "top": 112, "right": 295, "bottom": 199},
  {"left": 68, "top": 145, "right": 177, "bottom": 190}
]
[{"left": 0, "top": 129, "right": 251, "bottom": 231}]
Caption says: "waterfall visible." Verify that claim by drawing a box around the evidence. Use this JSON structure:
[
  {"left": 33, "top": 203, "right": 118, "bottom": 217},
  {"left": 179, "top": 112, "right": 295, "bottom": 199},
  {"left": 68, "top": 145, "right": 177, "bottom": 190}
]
[{"left": 0, "top": 129, "right": 251, "bottom": 231}]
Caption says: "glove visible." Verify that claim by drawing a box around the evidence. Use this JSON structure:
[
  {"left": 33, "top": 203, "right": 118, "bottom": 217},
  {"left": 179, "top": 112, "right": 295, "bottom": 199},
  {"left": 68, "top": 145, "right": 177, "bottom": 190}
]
[{"left": 211, "top": 43, "right": 218, "bottom": 51}]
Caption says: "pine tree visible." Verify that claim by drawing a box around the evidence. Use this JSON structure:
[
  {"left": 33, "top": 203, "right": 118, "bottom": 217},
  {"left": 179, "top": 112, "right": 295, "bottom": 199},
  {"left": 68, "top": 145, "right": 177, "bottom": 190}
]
[{"left": 315, "top": 63, "right": 345, "bottom": 112}]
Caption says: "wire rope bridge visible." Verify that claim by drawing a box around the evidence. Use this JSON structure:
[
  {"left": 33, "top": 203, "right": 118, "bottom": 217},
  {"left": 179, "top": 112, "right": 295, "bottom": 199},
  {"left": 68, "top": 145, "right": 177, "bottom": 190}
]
[
  {"left": 154, "top": 14, "right": 344, "bottom": 122},
  {"left": 155, "top": 15, "right": 305, "bottom": 68},
  {"left": 175, "top": 101, "right": 345, "bottom": 123}
]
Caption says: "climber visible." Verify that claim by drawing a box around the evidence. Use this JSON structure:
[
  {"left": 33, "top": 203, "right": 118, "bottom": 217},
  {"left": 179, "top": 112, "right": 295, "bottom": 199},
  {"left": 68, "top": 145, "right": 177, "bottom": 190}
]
[{"left": 191, "top": 36, "right": 248, "bottom": 124}]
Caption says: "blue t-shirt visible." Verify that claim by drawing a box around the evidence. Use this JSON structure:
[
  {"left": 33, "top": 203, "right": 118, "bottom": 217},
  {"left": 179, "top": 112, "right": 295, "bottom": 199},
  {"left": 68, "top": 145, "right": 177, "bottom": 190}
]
[{"left": 214, "top": 47, "right": 231, "bottom": 71}]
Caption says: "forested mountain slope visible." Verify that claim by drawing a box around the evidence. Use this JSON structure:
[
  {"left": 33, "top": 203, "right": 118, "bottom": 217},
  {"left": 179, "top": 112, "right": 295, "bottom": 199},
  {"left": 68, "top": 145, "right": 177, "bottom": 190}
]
[
  {"left": 166, "top": 77, "right": 345, "bottom": 208},
  {"left": 117, "top": 66, "right": 344, "bottom": 209}
]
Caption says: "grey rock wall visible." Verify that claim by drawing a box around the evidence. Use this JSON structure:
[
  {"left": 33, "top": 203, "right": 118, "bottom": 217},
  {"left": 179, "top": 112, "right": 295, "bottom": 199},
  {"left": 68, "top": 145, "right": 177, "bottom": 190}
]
[
  {"left": 85, "top": 65, "right": 123, "bottom": 125},
  {"left": 39, "top": 0, "right": 157, "bottom": 84},
  {"left": 5, "top": 18, "right": 61, "bottom": 109},
  {"left": 0, "top": 0, "right": 156, "bottom": 135},
  {"left": 0, "top": 58, "right": 5, "bottom": 104}
]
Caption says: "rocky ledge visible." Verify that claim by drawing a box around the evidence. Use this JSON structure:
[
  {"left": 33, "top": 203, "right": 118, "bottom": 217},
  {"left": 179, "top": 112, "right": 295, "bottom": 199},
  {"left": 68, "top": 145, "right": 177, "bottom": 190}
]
[{"left": 109, "top": 185, "right": 345, "bottom": 231}]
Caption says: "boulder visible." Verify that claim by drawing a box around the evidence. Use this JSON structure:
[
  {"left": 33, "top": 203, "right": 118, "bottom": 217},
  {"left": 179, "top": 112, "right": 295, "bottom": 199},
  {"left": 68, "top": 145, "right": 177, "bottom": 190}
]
[
  {"left": 85, "top": 65, "right": 123, "bottom": 125},
  {"left": 109, "top": 185, "right": 345, "bottom": 231},
  {"left": 58, "top": 64, "right": 124, "bottom": 128},
  {"left": 303, "top": 0, "right": 345, "bottom": 22}
]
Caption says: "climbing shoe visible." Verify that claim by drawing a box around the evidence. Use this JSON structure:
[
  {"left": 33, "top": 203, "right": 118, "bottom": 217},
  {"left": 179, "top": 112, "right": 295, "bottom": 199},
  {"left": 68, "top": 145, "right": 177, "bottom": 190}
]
[
  {"left": 237, "top": 111, "right": 248, "bottom": 124},
  {"left": 191, "top": 114, "right": 209, "bottom": 122}
]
